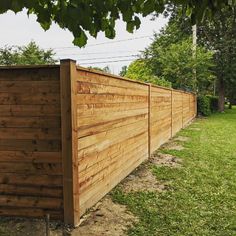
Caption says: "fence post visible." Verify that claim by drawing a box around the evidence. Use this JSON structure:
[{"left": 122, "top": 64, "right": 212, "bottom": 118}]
[
  {"left": 148, "top": 84, "right": 151, "bottom": 158},
  {"left": 171, "top": 90, "right": 173, "bottom": 137},
  {"left": 195, "top": 94, "right": 198, "bottom": 117},
  {"left": 189, "top": 93, "right": 191, "bottom": 122},
  {"left": 60, "top": 59, "right": 80, "bottom": 226},
  {"left": 182, "top": 92, "right": 184, "bottom": 128}
]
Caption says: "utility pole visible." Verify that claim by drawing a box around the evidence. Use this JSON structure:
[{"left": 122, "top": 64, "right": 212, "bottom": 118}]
[{"left": 192, "top": 24, "right": 197, "bottom": 91}]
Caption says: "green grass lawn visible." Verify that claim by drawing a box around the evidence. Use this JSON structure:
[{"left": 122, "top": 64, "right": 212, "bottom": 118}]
[{"left": 112, "top": 107, "right": 236, "bottom": 236}]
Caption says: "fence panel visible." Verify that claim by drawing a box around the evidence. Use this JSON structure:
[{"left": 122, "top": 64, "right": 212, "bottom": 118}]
[
  {"left": 172, "top": 90, "right": 184, "bottom": 136},
  {"left": 183, "top": 93, "right": 190, "bottom": 127},
  {"left": 75, "top": 67, "right": 149, "bottom": 216},
  {"left": 0, "top": 66, "right": 63, "bottom": 219},
  {"left": 150, "top": 86, "right": 172, "bottom": 153}
]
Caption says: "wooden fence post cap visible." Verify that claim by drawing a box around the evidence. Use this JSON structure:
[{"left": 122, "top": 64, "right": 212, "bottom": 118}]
[{"left": 60, "top": 59, "right": 76, "bottom": 64}]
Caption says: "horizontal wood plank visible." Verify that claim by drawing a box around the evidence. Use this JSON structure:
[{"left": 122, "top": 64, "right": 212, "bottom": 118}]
[
  {"left": 0, "top": 184, "right": 62, "bottom": 198},
  {"left": 0, "top": 66, "right": 63, "bottom": 221},
  {"left": 0, "top": 207, "right": 63, "bottom": 220},
  {"left": 0, "top": 139, "right": 61, "bottom": 152},
  {"left": 0, "top": 173, "right": 62, "bottom": 187},
  {"left": 0, "top": 151, "right": 61, "bottom": 163}
]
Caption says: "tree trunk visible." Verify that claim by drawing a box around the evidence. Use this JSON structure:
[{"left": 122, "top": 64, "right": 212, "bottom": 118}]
[
  {"left": 229, "top": 102, "right": 232, "bottom": 109},
  {"left": 218, "top": 78, "right": 225, "bottom": 112}
]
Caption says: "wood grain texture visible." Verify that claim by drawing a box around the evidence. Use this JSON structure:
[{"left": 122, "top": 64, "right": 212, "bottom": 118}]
[
  {"left": 75, "top": 67, "right": 196, "bottom": 220},
  {"left": 172, "top": 91, "right": 183, "bottom": 136},
  {"left": 150, "top": 86, "right": 172, "bottom": 153},
  {"left": 0, "top": 63, "right": 196, "bottom": 226},
  {"left": 60, "top": 60, "right": 80, "bottom": 226},
  {"left": 0, "top": 66, "right": 63, "bottom": 220},
  {"left": 76, "top": 67, "right": 149, "bottom": 216}
]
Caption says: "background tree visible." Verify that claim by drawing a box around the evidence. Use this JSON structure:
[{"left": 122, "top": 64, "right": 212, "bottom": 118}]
[
  {"left": 198, "top": 5, "right": 236, "bottom": 111},
  {"left": 119, "top": 66, "right": 128, "bottom": 77},
  {"left": 143, "top": 8, "right": 191, "bottom": 77},
  {"left": 0, "top": 46, "right": 19, "bottom": 65},
  {"left": 141, "top": 5, "right": 236, "bottom": 112},
  {"left": 0, "top": 1, "right": 233, "bottom": 47},
  {"left": 88, "top": 66, "right": 111, "bottom": 73},
  {"left": 0, "top": 41, "right": 56, "bottom": 65},
  {"left": 154, "top": 38, "right": 215, "bottom": 91},
  {"left": 125, "top": 59, "right": 172, "bottom": 87},
  {"left": 126, "top": 9, "right": 215, "bottom": 92}
]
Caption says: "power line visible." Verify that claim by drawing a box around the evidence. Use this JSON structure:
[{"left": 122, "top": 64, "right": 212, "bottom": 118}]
[
  {"left": 73, "top": 55, "right": 139, "bottom": 61},
  {"left": 56, "top": 50, "right": 140, "bottom": 56},
  {"left": 79, "top": 59, "right": 136, "bottom": 65},
  {"left": 50, "top": 35, "right": 152, "bottom": 51}
]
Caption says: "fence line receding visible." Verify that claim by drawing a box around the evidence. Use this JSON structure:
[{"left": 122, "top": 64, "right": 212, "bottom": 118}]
[{"left": 0, "top": 59, "right": 196, "bottom": 226}]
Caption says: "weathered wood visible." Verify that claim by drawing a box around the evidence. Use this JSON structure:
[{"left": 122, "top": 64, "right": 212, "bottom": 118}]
[
  {"left": 0, "top": 81, "right": 60, "bottom": 93},
  {"left": 0, "top": 65, "right": 63, "bottom": 220},
  {"left": 0, "top": 151, "right": 61, "bottom": 163},
  {"left": 0, "top": 139, "right": 61, "bottom": 152},
  {"left": 0, "top": 207, "right": 63, "bottom": 220},
  {"left": 0, "top": 184, "right": 62, "bottom": 198},
  {"left": 0, "top": 92, "right": 60, "bottom": 105},
  {"left": 0, "top": 195, "right": 62, "bottom": 209},
  {"left": 0, "top": 162, "right": 62, "bottom": 175},
  {"left": 0, "top": 67, "right": 60, "bottom": 81},
  {"left": 0, "top": 173, "right": 62, "bottom": 187},
  {"left": 0, "top": 117, "right": 61, "bottom": 128},
  {"left": 0, "top": 127, "right": 61, "bottom": 139},
  {"left": 0, "top": 104, "right": 61, "bottom": 117}
]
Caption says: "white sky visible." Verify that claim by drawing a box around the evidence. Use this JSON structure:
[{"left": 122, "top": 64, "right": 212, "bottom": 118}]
[{"left": 0, "top": 10, "right": 168, "bottom": 74}]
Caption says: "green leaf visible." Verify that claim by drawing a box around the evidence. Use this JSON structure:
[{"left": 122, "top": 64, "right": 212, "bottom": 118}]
[
  {"left": 40, "top": 21, "right": 51, "bottom": 31},
  {"left": 73, "top": 30, "right": 88, "bottom": 47},
  {"left": 0, "top": 0, "right": 233, "bottom": 47},
  {"left": 127, "top": 21, "right": 135, "bottom": 33},
  {"left": 106, "top": 27, "right": 116, "bottom": 38},
  {"left": 134, "top": 16, "right": 141, "bottom": 29},
  {"left": 142, "top": 0, "right": 155, "bottom": 17},
  {"left": 11, "top": 0, "right": 24, "bottom": 13}
]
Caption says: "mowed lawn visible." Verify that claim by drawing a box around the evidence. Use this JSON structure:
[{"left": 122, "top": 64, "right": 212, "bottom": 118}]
[{"left": 112, "top": 107, "right": 236, "bottom": 236}]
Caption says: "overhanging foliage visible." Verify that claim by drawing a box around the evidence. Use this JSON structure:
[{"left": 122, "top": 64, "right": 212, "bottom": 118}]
[{"left": 0, "top": 0, "right": 235, "bottom": 46}]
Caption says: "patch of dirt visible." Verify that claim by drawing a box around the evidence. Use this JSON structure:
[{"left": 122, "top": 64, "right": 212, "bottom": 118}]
[
  {"left": 151, "top": 153, "right": 182, "bottom": 168},
  {"left": 70, "top": 197, "right": 137, "bottom": 236},
  {"left": 0, "top": 198, "right": 137, "bottom": 236},
  {"left": 0, "top": 218, "right": 63, "bottom": 236},
  {"left": 121, "top": 164, "right": 167, "bottom": 193},
  {"left": 162, "top": 141, "right": 185, "bottom": 151},
  {"left": 173, "top": 136, "right": 190, "bottom": 142}
]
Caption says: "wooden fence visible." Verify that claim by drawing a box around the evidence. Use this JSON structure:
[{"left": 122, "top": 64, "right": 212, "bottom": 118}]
[
  {"left": 0, "top": 59, "right": 196, "bottom": 226},
  {"left": 0, "top": 66, "right": 63, "bottom": 219}
]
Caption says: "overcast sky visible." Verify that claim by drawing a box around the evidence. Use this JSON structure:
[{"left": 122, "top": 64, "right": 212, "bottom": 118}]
[{"left": 0, "top": 10, "right": 168, "bottom": 74}]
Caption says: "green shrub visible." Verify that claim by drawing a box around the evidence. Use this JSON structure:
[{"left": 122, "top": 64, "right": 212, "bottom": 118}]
[
  {"left": 207, "top": 95, "right": 219, "bottom": 112},
  {"left": 197, "top": 95, "right": 211, "bottom": 116}
]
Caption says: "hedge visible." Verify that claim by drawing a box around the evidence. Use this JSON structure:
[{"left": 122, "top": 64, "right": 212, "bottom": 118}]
[
  {"left": 197, "top": 95, "right": 219, "bottom": 116},
  {"left": 207, "top": 95, "right": 219, "bottom": 113}
]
